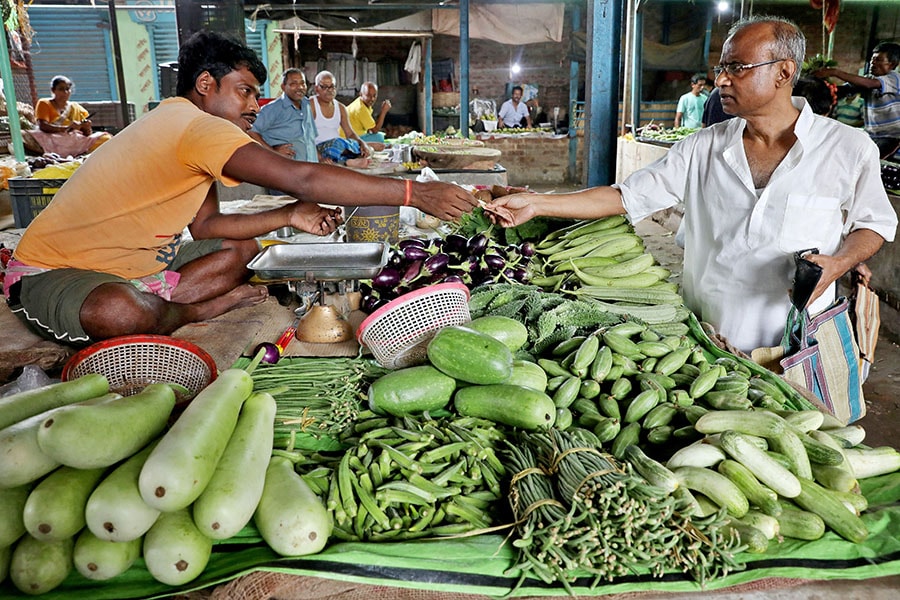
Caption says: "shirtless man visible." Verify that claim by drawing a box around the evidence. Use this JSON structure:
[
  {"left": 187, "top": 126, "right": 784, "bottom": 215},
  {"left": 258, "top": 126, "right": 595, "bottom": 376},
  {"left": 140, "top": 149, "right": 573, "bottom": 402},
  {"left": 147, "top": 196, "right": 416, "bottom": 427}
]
[{"left": 5, "top": 31, "right": 477, "bottom": 345}]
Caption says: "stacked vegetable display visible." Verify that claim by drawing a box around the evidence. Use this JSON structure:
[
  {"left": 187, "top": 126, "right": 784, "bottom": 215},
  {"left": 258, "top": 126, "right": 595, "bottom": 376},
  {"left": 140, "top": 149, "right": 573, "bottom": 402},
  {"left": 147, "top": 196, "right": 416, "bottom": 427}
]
[
  {"left": 360, "top": 235, "right": 535, "bottom": 313},
  {"left": 0, "top": 358, "right": 331, "bottom": 595}
]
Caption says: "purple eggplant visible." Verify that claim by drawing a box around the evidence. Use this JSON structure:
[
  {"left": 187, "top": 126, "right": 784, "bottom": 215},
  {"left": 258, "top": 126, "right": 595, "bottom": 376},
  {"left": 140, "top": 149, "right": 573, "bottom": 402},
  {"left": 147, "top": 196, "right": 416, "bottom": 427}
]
[
  {"left": 423, "top": 253, "right": 451, "bottom": 278},
  {"left": 401, "top": 259, "right": 423, "bottom": 285},
  {"left": 359, "top": 282, "right": 373, "bottom": 297},
  {"left": 372, "top": 267, "right": 402, "bottom": 291},
  {"left": 441, "top": 274, "right": 466, "bottom": 285},
  {"left": 361, "top": 294, "right": 381, "bottom": 313},
  {"left": 399, "top": 239, "right": 426, "bottom": 250},
  {"left": 403, "top": 245, "right": 430, "bottom": 262},
  {"left": 513, "top": 267, "right": 529, "bottom": 283},
  {"left": 388, "top": 252, "right": 404, "bottom": 268},
  {"left": 483, "top": 254, "right": 506, "bottom": 273},
  {"left": 519, "top": 242, "right": 536, "bottom": 258},
  {"left": 427, "top": 238, "right": 444, "bottom": 251},
  {"left": 467, "top": 233, "right": 489, "bottom": 256},
  {"left": 443, "top": 233, "right": 468, "bottom": 255}
]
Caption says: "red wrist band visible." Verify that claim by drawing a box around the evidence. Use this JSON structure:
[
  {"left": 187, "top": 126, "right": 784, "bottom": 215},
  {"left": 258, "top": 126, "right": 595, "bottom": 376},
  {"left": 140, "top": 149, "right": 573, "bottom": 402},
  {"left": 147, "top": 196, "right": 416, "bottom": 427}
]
[{"left": 404, "top": 179, "right": 412, "bottom": 206}]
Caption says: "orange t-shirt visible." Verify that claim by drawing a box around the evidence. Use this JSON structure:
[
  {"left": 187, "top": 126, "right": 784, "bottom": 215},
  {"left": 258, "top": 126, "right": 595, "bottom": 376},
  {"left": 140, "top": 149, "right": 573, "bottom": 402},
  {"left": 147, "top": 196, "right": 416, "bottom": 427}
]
[{"left": 15, "top": 98, "right": 253, "bottom": 279}]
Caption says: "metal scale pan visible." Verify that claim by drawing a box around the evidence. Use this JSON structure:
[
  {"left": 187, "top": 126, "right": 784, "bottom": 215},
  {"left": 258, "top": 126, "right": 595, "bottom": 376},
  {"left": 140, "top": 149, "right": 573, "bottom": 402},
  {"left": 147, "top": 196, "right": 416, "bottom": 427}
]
[{"left": 247, "top": 242, "right": 389, "bottom": 282}]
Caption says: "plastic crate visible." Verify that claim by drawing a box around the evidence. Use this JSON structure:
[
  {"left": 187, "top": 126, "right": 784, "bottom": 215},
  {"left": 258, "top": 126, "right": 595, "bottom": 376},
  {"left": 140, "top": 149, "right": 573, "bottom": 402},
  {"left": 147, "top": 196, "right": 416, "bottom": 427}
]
[{"left": 9, "top": 177, "right": 67, "bottom": 228}]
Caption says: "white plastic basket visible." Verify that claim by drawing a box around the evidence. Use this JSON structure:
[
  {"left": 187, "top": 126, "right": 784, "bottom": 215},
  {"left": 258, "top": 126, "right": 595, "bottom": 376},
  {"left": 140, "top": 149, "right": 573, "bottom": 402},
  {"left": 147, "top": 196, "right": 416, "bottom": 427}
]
[{"left": 356, "top": 283, "right": 471, "bottom": 369}]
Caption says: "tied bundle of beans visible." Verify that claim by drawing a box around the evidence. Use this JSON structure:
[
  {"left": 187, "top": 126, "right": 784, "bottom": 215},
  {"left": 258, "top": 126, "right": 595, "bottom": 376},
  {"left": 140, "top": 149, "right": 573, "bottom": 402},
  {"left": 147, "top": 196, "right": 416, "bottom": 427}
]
[
  {"left": 250, "top": 358, "right": 386, "bottom": 448},
  {"left": 504, "top": 429, "right": 745, "bottom": 592}
]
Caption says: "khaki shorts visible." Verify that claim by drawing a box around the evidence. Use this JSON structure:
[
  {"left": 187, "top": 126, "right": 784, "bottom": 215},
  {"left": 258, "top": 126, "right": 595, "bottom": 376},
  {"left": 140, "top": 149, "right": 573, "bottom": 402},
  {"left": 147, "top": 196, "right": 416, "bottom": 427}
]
[{"left": 8, "top": 239, "right": 223, "bottom": 345}]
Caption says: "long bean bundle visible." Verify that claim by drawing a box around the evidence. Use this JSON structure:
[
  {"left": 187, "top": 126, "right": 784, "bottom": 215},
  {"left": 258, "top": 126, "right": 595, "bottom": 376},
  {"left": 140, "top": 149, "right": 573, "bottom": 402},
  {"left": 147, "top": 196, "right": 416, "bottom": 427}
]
[
  {"left": 504, "top": 429, "right": 745, "bottom": 592},
  {"left": 250, "top": 357, "right": 387, "bottom": 448}
]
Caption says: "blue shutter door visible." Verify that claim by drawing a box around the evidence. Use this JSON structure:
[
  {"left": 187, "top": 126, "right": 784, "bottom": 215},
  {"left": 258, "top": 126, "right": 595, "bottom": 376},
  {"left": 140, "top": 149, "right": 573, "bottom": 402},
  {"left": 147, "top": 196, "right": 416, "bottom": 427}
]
[{"left": 27, "top": 7, "right": 114, "bottom": 102}]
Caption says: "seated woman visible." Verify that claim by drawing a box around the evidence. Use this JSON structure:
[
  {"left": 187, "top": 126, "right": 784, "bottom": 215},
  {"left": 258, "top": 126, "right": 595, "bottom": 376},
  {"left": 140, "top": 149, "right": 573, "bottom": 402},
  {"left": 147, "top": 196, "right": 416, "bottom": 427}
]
[{"left": 25, "top": 76, "right": 112, "bottom": 157}]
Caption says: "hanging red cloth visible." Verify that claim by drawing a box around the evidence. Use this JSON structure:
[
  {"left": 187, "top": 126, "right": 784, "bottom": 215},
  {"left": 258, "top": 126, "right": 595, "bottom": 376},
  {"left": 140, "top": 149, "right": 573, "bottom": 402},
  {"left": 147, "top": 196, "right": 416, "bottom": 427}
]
[{"left": 823, "top": 0, "right": 841, "bottom": 34}]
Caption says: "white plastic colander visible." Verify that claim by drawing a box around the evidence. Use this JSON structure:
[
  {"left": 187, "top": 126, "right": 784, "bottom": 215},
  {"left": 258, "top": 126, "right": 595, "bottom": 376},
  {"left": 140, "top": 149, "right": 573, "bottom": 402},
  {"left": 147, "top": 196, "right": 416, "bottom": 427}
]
[{"left": 356, "top": 283, "right": 471, "bottom": 369}]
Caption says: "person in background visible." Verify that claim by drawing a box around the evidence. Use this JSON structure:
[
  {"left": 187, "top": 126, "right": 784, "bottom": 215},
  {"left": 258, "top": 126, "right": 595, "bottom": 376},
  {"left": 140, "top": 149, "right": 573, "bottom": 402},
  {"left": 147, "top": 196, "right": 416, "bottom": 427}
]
[
  {"left": 701, "top": 87, "right": 735, "bottom": 127},
  {"left": 346, "top": 82, "right": 391, "bottom": 146},
  {"left": 497, "top": 85, "right": 532, "bottom": 129},
  {"left": 792, "top": 77, "right": 836, "bottom": 117},
  {"left": 833, "top": 85, "right": 865, "bottom": 128},
  {"left": 674, "top": 73, "right": 709, "bottom": 129},
  {"left": 814, "top": 41, "right": 900, "bottom": 159},
  {"left": 26, "top": 76, "right": 112, "bottom": 157},
  {"left": 247, "top": 68, "right": 318, "bottom": 163},
  {"left": 310, "top": 71, "right": 372, "bottom": 167},
  {"left": 486, "top": 16, "right": 896, "bottom": 354},
  {"left": 4, "top": 31, "right": 478, "bottom": 345}
]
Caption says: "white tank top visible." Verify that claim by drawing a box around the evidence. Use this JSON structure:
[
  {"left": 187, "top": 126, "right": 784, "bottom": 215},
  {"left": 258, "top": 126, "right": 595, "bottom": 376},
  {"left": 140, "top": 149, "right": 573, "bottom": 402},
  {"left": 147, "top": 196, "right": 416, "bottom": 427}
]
[{"left": 312, "top": 96, "right": 342, "bottom": 144}]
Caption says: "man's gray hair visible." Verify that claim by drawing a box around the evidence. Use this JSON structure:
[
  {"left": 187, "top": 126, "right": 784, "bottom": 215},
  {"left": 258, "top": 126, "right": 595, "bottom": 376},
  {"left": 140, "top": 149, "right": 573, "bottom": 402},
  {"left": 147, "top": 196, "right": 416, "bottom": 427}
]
[
  {"left": 727, "top": 15, "right": 805, "bottom": 85},
  {"left": 315, "top": 70, "right": 335, "bottom": 86}
]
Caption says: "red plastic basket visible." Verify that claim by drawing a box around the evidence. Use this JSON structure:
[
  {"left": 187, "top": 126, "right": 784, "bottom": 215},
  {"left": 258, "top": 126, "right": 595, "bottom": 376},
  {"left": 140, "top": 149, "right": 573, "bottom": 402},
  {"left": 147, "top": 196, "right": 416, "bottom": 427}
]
[
  {"left": 357, "top": 283, "right": 471, "bottom": 369},
  {"left": 62, "top": 335, "right": 217, "bottom": 400}
]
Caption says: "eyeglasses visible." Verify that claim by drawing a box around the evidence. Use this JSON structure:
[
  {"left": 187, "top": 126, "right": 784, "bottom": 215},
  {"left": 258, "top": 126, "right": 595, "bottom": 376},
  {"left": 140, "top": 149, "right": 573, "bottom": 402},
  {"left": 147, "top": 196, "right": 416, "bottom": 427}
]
[
  {"left": 713, "top": 58, "right": 785, "bottom": 78},
  {"left": 317, "top": 84, "right": 336, "bottom": 90}
]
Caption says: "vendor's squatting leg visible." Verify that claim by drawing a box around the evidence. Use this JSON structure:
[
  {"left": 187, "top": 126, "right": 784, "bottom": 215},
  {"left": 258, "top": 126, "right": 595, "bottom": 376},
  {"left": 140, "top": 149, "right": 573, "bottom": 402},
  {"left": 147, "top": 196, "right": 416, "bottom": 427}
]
[{"left": 79, "top": 239, "right": 267, "bottom": 339}]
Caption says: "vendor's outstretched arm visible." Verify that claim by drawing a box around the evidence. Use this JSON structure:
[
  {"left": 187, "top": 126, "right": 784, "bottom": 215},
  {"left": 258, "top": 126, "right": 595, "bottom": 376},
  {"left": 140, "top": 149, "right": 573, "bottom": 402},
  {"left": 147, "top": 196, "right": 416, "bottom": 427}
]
[
  {"left": 486, "top": 186, "right": 626, "bottom": 228},
  {"left": 803, "top": 228, "right": 886, "bottom": 307},
  {"left": 223, "top": 141, "right": 478, "bottom": 222}
]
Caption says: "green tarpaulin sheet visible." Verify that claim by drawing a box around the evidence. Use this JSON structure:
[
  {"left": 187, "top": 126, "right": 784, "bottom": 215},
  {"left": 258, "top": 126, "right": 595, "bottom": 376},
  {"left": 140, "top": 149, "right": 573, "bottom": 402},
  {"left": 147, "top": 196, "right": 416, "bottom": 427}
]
[{"left": 3, "top": 472, "right": 899, "bottom": 599}]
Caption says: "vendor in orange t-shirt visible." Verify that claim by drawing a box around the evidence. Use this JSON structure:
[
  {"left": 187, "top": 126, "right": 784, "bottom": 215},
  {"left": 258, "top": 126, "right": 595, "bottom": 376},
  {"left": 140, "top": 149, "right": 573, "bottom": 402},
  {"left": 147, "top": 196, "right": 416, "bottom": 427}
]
[{"left": 5, "top": 32, "right": 477, "bottom": 345}]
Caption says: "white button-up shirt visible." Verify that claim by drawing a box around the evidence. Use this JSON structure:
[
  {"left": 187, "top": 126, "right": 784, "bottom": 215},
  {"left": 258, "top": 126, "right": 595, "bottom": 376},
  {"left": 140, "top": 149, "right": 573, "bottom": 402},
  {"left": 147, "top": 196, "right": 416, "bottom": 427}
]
[{"left": 617, "top": 98, "right": 897, "bottom": 352}]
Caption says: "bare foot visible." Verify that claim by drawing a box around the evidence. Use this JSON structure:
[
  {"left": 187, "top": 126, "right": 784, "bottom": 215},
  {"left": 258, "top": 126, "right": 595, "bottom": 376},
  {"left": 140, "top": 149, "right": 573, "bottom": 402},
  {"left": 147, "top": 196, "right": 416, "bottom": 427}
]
[
  {"left": 225, "top": 284, "right": 269, "bottom": 311},
  {"left": 345, "top": 157, "right": 371, "bottom": 169}
]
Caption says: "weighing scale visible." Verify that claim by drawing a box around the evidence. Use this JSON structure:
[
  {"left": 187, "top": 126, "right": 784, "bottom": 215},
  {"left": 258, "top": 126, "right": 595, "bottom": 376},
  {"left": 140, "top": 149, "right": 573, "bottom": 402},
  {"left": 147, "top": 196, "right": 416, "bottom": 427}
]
[{"left": 246, "top": 242, "right": 389, "bottom": 345}]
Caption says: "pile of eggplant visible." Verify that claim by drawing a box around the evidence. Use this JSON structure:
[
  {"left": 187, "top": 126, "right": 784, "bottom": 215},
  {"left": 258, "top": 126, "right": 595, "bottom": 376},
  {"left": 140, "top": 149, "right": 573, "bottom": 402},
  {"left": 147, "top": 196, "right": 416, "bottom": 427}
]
[{"left": 360, "top": 234, "right": 535, "bottom": 314}]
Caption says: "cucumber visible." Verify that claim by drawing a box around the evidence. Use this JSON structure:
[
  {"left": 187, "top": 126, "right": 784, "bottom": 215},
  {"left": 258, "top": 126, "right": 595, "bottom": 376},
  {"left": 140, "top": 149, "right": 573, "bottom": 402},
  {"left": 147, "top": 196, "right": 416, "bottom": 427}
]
[
  {"left": 73, "top": 528, "right": 141, "bottom": 581},
  {"left": 254, "top": 455, "right": 332, "bottom": 556},
  {"left": 844, "top": 446, "right": 900, "bottom": 479},
  {"left": 139, "top": 368, "right": 253, "bottom": 512},
  {"left": 739, "top": 510, "right": 780, "bottom": 540},
  {"left": 693, "top": 410, "right": 786, "bottom": 438},
  {"left": 0, "top": 393, "right": 117, "bottom": 488},
  {"left": 465, "top": 315, "right": 529, "bottom": 352},
  {"left": 0, "top": 373, "right": 109, "bottom": 431},
  {"left": 85, "top": 441, "right": 160, "bottom": 542},
  {"left": 768, "top": 429, "right": 813, "bottom": 480},
  {"left": 507, "top": 360, "right": 548, "bottom": 393},
  {"left": 717, "top": 459, "right": 781, "bottom": 517},
  {"left": 0, "top": 545, "right": 8, "bottom": 585},
  {"left": 673, "top": 466, "right": 749, "bottom": 517},
  {"left": 718, "top": 431, "right": 802, "bottom": 498},
  {"left": 193, "top": 392, "right": 276, "bottom": 540},
  {"left": 666, "top": 441, "right": 726, "bottom": 469},
  {"left": 725, "top": 518, "right": 769, "bottom": 553},
  {"left": 623, "top": 445, "right": 678, "bottom": 493},
  {"left": 37, "top": 383, "right": 175, "bottom": 469},
  {"left": 552, "top": 376, "right": 581, "bottom": 409},
  {"left": 23, "top": 465, "right": 106, "bottom": 541},
  {"left": 454, "top": 384, "right": 556, "bottom": 430},
  {"left": 368, "top": 365, "right": 456, "bottom": 416},
  {"left": 427, "top": 325, "right": 513, "bottom": 385},
  {"left": 9, "top": 534, "right": 73, "bottom": 595},
  {"left": 777, "top": 502, "right": 826, "bottom": 540},
  {"left": 143, "top": 508, "right": 213, "bottom": 586},
  {"left": 793, "top": 478, "right": 869, "bottom": 543},
  {"left": 0, "top": 485, "right": 30, "bottom": 548}
]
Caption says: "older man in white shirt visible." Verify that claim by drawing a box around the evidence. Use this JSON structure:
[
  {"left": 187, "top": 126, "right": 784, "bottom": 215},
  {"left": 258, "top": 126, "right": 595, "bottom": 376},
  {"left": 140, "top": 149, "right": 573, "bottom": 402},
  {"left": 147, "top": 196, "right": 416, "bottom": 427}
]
[{"left": 485, "top": 16, "right": 897, "bottom": 353}]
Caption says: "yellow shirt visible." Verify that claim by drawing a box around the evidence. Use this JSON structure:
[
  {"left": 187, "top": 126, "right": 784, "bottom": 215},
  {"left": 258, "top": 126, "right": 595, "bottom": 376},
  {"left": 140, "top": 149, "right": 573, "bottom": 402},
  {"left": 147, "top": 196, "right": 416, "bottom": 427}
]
[
  {"left": 15, "top": 97, "right": 252, "bottom": 279},
  {"left": 35, "top": 98, "right": 89, "bottom": 126},
  {"left": 345, "top": 97, "right": 376, "bottom": 138}
]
